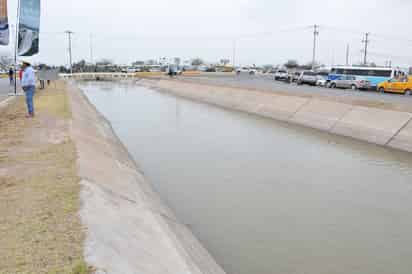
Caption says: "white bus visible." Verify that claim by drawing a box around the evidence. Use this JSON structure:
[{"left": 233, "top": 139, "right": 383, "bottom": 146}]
[{"left": 328, "top": 66, "right": 406, "bottom": 88}]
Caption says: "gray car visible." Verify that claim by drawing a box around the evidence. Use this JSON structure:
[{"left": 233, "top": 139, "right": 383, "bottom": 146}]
[
  {"left": 297, "top": 71, "right": 318, "bottom": 85},
  {"left": 329, "top": 76, "right": 370, "bottom": 90}
]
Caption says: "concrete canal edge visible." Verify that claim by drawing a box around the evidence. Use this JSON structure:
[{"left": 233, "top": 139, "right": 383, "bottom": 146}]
[
  {"left": 0, "top": 96, "right": 17, "bottom": 112},
  {"left": 67, "top": 82, "right": 226, "bottom": 274},
  {"left": 138, "top": 78, "right": 412, "bottom": 153}
]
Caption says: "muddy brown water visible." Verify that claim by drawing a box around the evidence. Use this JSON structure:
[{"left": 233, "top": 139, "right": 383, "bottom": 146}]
[{"left": 79, "top": 81, "right": 412, "bottom": 274}]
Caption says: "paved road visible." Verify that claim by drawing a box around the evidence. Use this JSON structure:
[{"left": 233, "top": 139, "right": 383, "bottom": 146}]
[
  {"left": 0, "top": 78, "right": 24, "bottom": 103},
  {"left": 180, "top": 73, "right": 412, "bottom": 110},
  {"left": 0, "top": 78, "right": 12, "bottom": 103}
]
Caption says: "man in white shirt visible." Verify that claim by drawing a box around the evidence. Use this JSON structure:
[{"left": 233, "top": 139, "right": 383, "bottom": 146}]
[{"left": 21, "top": 61, "right": 36, "bottom": 118}]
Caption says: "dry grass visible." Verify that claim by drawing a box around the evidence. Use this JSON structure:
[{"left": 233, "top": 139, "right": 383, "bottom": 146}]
[{"left": 0, "top": 86, "right": 90, "bottom": 273}]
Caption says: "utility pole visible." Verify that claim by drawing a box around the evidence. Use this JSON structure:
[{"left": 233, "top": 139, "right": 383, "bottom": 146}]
[
  {"left": 312, "top": 24, "right": 319, "bottom": 70},
  {"left": 346, "top": 44, "right": 350, "bottom": 66},
  {"left": 232, "top": 39, "right": 236, "bottom": 69},
  {"left": 89, "top": 33, "right": 94, "bottom": 64},
  {"left": 362, "top": 32, "right": 370, "bottom": 65},
  {"left": 65, "top": 30, "right": 74, "bottom": 74}
]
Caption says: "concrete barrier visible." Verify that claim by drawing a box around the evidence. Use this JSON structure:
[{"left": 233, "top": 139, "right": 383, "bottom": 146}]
[
  {"left": 68, "top": 82, "right": 226, "bottom": 274},
  {"left": 135, "top": 71, "right": 163, "bottom": 77},
  {"left": 0, "top": 96, "right": 17, "bottom": 112},
  {"left": 331, "top": 106, "right": 412, "bottom": 145},
  {"left": 291, "top": 99, "right": 353, "bottom": 131},
  {"left": 388, "top": 119, "right": 412, "bottom": 152},
  {"left": 182, "top": 71, "right": 201, "bottom": 76},
  {"left": 140, "top": 79, "right": 412, "bottom": 153}
]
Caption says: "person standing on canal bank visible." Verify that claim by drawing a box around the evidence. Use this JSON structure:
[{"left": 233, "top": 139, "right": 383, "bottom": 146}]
[
  {"left": 8, "top": 68, "right": 14, "bottom": 85},
  {"left": 19, "top": 68, "right": 23, "bottom": 81},
  {"left": 21, "top": 61, "right": 37, "bottom": 118}
]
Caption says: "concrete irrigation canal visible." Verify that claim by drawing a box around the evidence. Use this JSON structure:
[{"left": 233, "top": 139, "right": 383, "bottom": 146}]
[{"left": 77, "top": 80, "right": 412, "bottom": 274}]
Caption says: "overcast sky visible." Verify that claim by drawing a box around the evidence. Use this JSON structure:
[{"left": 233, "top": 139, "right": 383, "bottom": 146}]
[{"left": 2, "top": 0, "right": 412, "bottom": 67}]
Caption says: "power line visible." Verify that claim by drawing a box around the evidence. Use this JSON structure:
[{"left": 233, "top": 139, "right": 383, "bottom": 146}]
[
  {"left": 234, "top": 25, "right": 313, "bottom": 40},
  {"left": 372, "top": 34, "right": 412, "bottom": 46},
  {"left": 321, "top": 25, "right": 363, "bottom": 37},
  {"left": 39, "top": 31, "right": 66, "bottom": 35},
  {"left": 368, "top": 51, "right": 412, "bottom": 61},
  {"left": 49, "top": 25, "right": 314, "bottom": 42}
]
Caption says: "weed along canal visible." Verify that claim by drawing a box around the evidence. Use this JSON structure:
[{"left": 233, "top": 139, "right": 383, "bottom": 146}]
[{"left": 79, "top": 81, "right": 412, "bottom": 274}]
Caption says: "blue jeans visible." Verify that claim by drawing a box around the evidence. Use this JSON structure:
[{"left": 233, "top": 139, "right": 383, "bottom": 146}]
[{"left": 24, "top": 86, "right": 35, "bottom": 115}]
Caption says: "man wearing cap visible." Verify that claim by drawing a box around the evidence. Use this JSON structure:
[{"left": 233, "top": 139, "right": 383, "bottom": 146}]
[{"left": 21, "top": 61, "right": 36, "bottom": 118}]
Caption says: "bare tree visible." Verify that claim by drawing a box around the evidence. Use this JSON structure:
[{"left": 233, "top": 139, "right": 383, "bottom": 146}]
[
  {"left": 191, "top": 58, "right": 204, "bottom": 66},
  {"left": 145, "top": 59, "right": 157, "bottom": 65},
  {"left": 0, "top": 55, "right": 13, "bottom": 70},
  {"left": 174, "top": 57, "right": 181, "bottom": 66},
  {"left": 132, "top": 61, "right": 145, "bottom": 66},
  {"left": 96, "top": 58, "right": 113, "bottom": 66},
  {"left": 262, "top": 64, "right": 274, "bottom": 72},
  {"left": 284, "top": 60, "right": 299, "bottom": 69},
  {"left": 73, "top": 59, "right": 87, "bottom": 72},
  {"left": 220, "top": 59, "right": 230, "bottom": 66}
]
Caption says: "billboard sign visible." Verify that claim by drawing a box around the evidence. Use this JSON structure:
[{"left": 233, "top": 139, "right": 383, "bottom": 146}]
[
  {"left": 18, "top": 0, "right": 41, "bottom": 56},
  {"left": 0, "top": 0, "right": 9, "bottom": 45}
]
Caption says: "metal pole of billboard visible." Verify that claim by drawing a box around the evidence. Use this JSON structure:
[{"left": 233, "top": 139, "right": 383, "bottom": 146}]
[{"left": 13, "top": 0, "right": 21, "bottom": 95}]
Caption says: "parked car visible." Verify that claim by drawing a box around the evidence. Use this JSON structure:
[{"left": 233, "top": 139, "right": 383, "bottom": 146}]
[
  {"left": 274, "top": 69, "right": 289, "bottom": 81},
  {"left": 249, "top": 68, "right": 257, "bottom": 75},
  {"left": 205, "top": 67, "right": 217, "bottom": 72},
  {"left": 288, "top": 71, "right": 302, "bottom": 83},
  {"left": 126, "top": 67, "right": 138, "bottom": 73},
  {"left": 316, "top": 75, "right": 328, "bottom": 87},
  {"left": 329, "top": 75, "right": 370, "bottom": 90},
  {"left": 167, "top": 65, "right": 182, "bottom": 76},
  {"left": 236, "top": 67, "right": 257, "bottom": 75},
  {"left": 377, "top": 76, "right": 412, "bottom": 95},
  {"left": 297, "top": 71, "right": 318, "bottom": 85}
]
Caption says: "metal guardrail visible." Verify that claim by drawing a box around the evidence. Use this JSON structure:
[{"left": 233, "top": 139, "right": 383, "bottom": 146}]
[
  {"left": 60, "top": 71, "right": 202, "bottom": 80},
  {"left": 59, "top": 72, "right": 140, "bottom": 79}
]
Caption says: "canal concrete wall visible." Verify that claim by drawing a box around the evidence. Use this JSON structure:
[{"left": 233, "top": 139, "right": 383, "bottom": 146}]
[
  {"left": 67, "top": 82, "right": 226, "bottom": 274},
  {"left": 0, "top": 96, "right": 17, "bottom": 112},
  {"left": 139, "top": 79, "right": 412, "bottom": 153}
]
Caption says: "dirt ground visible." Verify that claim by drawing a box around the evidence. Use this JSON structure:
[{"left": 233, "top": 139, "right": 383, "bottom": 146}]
[{"left": 0, "top": 84, "right": 88, "bottom": 273}]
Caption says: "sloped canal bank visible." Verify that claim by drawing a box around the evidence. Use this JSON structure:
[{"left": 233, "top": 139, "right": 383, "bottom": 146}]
[{"left": 79, "top": 81, "right": 412, "bottom": 274}]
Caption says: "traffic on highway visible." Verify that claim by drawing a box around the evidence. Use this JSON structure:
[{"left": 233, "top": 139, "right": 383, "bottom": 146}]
[{"left": 241, "top": 65, "right": 411, "bottom": 95}]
